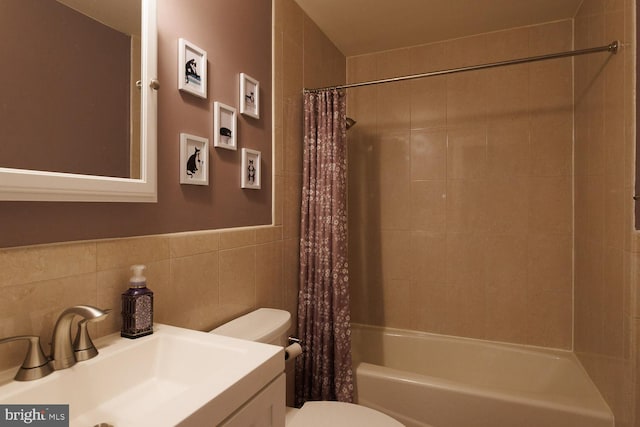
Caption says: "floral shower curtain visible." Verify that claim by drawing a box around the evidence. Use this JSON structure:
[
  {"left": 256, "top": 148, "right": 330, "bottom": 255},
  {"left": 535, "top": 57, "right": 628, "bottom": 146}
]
[{"left": 295, "top": 89, "right": 354, "bottom": 406}]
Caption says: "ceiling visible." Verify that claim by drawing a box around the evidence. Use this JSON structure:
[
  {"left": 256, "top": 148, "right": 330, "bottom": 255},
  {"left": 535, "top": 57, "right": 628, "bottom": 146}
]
[{"left": 293, "top": 0, "right": 583, "bottom": 57}]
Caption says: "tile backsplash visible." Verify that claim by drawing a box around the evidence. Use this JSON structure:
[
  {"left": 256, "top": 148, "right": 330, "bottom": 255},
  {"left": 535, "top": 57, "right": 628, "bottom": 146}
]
[{"left": 0, "top": 226, "right": 291, "bottom": 372}]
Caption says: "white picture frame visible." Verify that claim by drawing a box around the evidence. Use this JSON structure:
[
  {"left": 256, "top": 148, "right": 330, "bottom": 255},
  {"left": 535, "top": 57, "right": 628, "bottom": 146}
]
[
  {"left": 239, "top": 73, "right": 259, "bottom": 119},
  {"left": 213, "top": 102, "right": 237, "bottom": 150},
  {"left": 179, "top": 133, "right": 209, "bottom": 185},
  {"left": 178, "top": 38, "right": 207, "bottom": 98},
  {"left": 241, "top": 148, "right": 261, "bottom": 189}
]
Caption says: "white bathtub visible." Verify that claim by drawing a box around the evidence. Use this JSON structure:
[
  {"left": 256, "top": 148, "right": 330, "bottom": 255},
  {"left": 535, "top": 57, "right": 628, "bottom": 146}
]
[{"left": 350, "top": 324, "right": 613, "bottom": 427}]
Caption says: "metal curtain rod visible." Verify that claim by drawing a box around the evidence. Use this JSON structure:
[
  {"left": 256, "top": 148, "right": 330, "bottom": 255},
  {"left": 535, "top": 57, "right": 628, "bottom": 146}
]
[{"left": 303, "top": 40, "right": 619, "bottom": 93}]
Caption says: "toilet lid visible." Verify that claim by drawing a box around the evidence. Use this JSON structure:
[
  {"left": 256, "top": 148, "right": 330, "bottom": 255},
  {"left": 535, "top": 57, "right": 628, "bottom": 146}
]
[{"left": 287, "top": 402, "right": 404, "bottom": 427}]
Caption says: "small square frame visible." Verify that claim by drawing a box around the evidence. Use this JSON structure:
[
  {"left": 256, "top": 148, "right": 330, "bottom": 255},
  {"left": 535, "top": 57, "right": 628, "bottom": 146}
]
[
  {"left": 178, "top": 38, "right": 207, "bottom": 99},
  {"left": 213, "top": 101, "right": 237, "bottom": 150},
  {"left": 179, "top": 133, "right": 209, "bottom": 185},
  {"left": 241, "top": 148, "right": 261, "bottom": 189},
  {"left": 240, "top": 73, "right": 259, "bottom": 119}
]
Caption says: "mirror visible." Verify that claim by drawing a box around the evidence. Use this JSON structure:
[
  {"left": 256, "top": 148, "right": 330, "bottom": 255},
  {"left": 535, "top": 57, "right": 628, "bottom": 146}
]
[{"left": 0, "top": 0, "right": 157, "bottom": 202}]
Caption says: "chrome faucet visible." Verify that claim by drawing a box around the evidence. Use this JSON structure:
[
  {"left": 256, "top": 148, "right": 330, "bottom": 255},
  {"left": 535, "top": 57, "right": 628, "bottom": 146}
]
[{"left": 50, "top": 305, "right": 111, "bottom": 370}]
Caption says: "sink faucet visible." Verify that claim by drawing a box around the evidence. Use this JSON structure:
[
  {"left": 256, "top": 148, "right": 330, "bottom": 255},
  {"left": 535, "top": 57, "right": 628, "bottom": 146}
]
[
  {"left": 50, "top": 305, "right": 111, "bottom": 370},
  {"left": 0, "top": 336, "right": 53, "bottom": 381}
]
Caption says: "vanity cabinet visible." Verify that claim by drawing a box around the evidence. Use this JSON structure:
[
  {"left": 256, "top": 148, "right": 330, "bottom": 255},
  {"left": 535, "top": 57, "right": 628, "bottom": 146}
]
[{"left": 220, "top": 374, "right": 285, "bottom": 427}]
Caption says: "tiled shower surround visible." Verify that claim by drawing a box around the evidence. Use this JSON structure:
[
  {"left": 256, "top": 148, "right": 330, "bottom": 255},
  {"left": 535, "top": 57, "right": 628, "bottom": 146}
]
[
  {"left": 345, "top": 0, "right": 637, "bottom": 424},
  {"left": 347, "top": 20, "right": 575, "bottom": 349}
]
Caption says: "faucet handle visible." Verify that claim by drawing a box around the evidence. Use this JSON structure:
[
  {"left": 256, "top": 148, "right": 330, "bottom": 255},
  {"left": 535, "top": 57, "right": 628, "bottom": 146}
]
[
  {"left": 0, "top": 335, "right": 53, "bottom": 381},
  {"left": 73, "top": 309, "right": 112, "bottom": 362}
]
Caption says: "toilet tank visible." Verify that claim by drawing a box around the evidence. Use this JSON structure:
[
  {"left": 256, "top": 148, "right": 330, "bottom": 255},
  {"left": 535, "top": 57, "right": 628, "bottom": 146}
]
[{"left": 210, "top": 308, "right": 291, "bottom": 346}]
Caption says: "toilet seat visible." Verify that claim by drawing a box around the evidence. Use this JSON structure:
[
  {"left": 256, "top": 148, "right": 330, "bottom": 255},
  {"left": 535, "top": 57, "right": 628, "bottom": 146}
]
[{"left": 286, "top": 401, "right": 403, "bottom": 427}]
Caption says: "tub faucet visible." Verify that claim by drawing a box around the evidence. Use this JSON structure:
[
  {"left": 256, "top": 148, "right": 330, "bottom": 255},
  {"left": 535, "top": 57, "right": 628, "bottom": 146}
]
[{"left": 50, "top": 305, "right": 111, "bottom": 370}]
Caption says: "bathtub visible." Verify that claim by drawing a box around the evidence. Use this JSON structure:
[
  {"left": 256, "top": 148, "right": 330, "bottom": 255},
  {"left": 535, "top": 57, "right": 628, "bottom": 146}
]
[{"left": 350, "top": 324, "right": 613, "bottom": 427}]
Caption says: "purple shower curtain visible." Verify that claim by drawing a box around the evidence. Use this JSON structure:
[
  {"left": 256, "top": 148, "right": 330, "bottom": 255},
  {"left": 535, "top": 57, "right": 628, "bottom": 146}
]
[{"left": 295, "top": 89, "right": 354, "bottom": 406}]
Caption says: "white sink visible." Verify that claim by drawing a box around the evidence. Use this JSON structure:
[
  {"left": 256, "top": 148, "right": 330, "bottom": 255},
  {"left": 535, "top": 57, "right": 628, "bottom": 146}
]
[{"left": 0, "top": 324, "right": 283, "bottom": 426}]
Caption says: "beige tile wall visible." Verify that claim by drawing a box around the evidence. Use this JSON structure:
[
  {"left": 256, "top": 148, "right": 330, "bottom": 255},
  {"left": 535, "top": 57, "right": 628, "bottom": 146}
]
[
  {"left": 0, "top": 0, "right": 345, "bottom": 377},
  {"left": 347, "top": 21, "right": 575, "bottom": 349},
  {"left": 272, "top": 0, "right": 346, "bottom": 334},
  {"left": 574, "top": 0, "right": 638, "bottom": 425},
  {"left": 0, "top": 227, "right": 284, "bottom": 372}
]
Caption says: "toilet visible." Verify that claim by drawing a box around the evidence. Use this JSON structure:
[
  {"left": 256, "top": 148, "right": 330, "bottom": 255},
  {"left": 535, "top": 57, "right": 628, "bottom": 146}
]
[{"left": 210, "top": 308, "right": 403, "bottom": 427}]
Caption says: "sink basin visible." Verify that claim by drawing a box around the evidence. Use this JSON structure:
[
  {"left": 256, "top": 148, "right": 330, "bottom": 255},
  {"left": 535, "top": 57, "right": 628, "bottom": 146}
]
[{"left": 0, "top": 324, "right": 283, "bottom": 426}]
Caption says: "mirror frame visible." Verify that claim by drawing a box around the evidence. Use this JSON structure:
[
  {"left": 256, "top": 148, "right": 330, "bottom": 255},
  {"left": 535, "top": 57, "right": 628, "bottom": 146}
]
[{"left": 0, "top": 0, "right": 157, "bottom": 202}]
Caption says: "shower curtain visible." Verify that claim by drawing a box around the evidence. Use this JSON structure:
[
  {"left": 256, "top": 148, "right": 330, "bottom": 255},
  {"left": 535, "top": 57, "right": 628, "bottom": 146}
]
[{"left": 295, "top": 89, "right": 354, "bottom": 406}]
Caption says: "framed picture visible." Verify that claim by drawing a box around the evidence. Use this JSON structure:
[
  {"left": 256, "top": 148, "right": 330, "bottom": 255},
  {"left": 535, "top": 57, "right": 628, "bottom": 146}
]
[
  {"left": 241, "top": 148, "right": 261, "bottom": 189},
  {"left": 178, "top": 38, "right": 207, "bottom": 98},
  {"left": 179, "top": 133, "right": 209, "bottom": 185},
  {"left": 213, "top": 102, "right": 237, "bottom": 150},
  {"left": 239, "top": 73, "right": 259, "bottom": 119}
]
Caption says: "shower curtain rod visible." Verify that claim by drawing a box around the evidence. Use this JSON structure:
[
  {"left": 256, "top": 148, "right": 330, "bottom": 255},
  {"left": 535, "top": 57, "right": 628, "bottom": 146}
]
[{"left": 303, "top": 40, "right": 619, "bottom": 93}]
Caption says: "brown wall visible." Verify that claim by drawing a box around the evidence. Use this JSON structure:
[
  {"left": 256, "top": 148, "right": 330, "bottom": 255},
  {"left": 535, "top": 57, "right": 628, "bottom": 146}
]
[
  {"left": 347, "top": 21, "right": 574, "bottom": 349},
  {"left": 0, "top": 0, "right": 272, "bottom": 248},
  {"left": 0, "top": 0, "right": 346, "bottom": 376},
  {"left": 574, "top": 0, "right": 638, "bottom": 425},
  {"left": 1, "top": 0, "right": 131, "bottom": 178}
]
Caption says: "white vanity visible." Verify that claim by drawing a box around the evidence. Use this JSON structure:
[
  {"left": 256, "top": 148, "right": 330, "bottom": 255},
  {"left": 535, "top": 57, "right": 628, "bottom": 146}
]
[{"left": 0, "top": 324, "right": 285, "bottom": 426}]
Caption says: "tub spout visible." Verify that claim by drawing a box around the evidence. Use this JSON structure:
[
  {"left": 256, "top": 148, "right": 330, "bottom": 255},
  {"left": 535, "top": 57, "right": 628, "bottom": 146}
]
[{"left": 50, "top": 305, "right": 111, "bottom": 370}]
